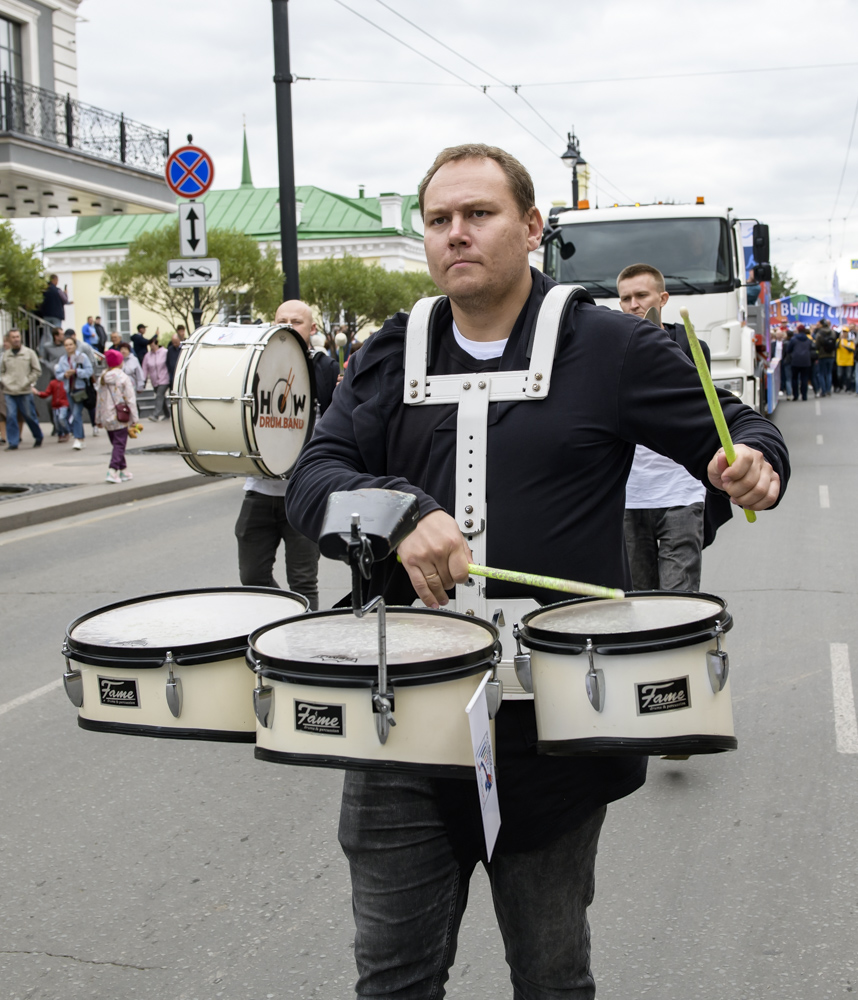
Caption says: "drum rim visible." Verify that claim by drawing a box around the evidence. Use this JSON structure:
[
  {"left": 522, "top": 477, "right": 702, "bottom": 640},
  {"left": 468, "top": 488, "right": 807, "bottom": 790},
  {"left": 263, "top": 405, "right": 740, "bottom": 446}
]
[
  {"left": 65, "top": 586, "right": 309, "bottom": 666},
  {"left": 519, "top": 590, "right": 731, "bottom": 653},
  {"left": 247, "top": 606, "right": 500, "bottom": 687}
]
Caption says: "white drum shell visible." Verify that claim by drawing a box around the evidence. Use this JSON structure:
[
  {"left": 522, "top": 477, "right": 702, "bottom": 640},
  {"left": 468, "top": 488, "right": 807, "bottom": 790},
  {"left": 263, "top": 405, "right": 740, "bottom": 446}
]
[
  {"left": 531, "top": 642, "right": 735, "bottom": 752},
  {"left": 255, "top": 673, "right": 488, "bottom": 775},
  {"left": 77, "top": 656, "right": 257, "bottom": 738},
  {"left": 171, "top": 324, "right": 314, "bottom": 478}
]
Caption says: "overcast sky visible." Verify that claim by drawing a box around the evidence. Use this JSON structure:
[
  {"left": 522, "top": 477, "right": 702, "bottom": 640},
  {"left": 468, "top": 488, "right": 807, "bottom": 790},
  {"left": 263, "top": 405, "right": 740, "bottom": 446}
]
[{"left": 15, "top": 0, "right": 858, "bottom": 294}]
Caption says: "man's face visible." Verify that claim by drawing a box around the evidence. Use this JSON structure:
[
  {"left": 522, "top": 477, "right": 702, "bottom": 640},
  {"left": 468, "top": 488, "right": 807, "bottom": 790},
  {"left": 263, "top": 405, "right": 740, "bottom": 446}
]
[
  {"left": 8, "top": 332, "right": 21, "bottom": 350},
  {"left": 110, "top": 332, "right": 122, "bottom": 347},
  {"left": 275, "top": 300, "right": 316, "bottom": 346},
  {"left": 617, "top": 273, "right": 669, "bottom": 321},
  {"left": 53, "top": 330, "right": 63, "bottom": 343},
  {"left": 87, "top": 316, "right": 93, "bottom": 324},
  {"left": 422, "top": 157, "right": 542, "bottom": 309}
]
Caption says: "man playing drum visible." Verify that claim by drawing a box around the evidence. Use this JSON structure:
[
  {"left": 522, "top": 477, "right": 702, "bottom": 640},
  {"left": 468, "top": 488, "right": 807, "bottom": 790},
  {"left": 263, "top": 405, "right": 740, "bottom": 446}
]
[{"left": 286, "top": 144, "right": 789, "bottom": 998}]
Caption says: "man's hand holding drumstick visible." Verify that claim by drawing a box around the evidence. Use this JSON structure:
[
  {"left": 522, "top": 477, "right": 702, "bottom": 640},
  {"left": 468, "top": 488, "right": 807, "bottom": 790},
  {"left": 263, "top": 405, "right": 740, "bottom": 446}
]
[
  {"left": 707, "top": 442, "right": 781, "bottom": 511},
  {"left": 397, "top": 510, "right": 471, "bottom": 609}
]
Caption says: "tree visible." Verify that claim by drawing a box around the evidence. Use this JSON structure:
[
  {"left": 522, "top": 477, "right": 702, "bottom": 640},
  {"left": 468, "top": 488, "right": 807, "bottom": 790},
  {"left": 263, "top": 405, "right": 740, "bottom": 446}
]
[
  {"left": 299, "top": 255, "right": 440, "bottom": 338},
  {"left": 771, "top": 265, "right": 798, "bottom": 300},
  {"left": 101, "top": 221, "right": 283, "bottom": 331},
  {"left": 0, "top": 221, "right": 47, "bottom": 314}
]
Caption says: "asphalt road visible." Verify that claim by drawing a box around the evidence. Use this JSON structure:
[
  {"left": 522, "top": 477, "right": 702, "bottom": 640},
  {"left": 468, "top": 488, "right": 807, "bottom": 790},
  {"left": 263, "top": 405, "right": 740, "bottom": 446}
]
[{"left": 1, "top": 396, "right": 856, "bottom": 999}]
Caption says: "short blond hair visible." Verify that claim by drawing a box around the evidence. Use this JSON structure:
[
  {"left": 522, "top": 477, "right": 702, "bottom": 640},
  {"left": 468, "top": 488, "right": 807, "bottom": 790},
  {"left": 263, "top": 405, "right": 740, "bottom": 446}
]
[
  {"left": 418, "top": 143, "right": 535, "bottom": 218},
  {"left": 617, "top": 263, "right": 666, "bottom": 294}
]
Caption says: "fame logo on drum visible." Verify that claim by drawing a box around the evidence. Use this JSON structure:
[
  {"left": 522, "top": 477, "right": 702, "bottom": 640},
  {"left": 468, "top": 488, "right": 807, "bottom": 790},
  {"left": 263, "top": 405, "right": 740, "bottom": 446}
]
[
  {"left": 255, "top": 368, "right": 307, "bottom": 431},
  {"left": 635, "top": 676, "right": 691, "bottom": 715},
  {"left": 294, "top": 700, "right": 345, "bottom": 736},
  {"left": 98, "top": 676, "right": 140, "bottom": 708}
]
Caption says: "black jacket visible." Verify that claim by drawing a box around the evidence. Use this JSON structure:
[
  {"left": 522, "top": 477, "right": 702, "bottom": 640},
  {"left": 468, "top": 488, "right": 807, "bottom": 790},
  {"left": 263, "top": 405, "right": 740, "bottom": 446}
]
[
  {"left": 39, "top": 282, "right": 65, "bottom": 321},
  {"left": 785, "top": 333, "right": 813, "bottom": 368},
  {"left": 286, "top": 269, "right": 790, "bottom": 854}
]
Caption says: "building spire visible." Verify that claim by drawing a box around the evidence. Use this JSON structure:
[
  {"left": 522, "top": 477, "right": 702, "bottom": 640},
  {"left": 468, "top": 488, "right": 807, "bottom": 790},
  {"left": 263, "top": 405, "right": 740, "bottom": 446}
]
[{"left": 241, "top": 121, "right": 254, "bottom": 189}]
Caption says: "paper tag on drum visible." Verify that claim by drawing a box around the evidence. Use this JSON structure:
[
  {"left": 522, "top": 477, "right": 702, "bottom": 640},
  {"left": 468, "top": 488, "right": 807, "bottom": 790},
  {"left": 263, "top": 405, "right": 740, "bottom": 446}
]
[{"left": 466, "top": 671, "right": 501, "bottom": 861}]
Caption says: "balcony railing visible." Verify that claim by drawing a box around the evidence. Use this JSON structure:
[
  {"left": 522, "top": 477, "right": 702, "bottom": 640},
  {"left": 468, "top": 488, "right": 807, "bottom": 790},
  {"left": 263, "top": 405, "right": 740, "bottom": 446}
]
[{"left": 0, "top": 73, "right": 169, "bottom": 175}]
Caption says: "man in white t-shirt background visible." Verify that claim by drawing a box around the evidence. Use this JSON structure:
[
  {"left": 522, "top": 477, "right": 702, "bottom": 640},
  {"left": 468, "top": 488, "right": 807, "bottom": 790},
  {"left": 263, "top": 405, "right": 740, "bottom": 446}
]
[
  {"left": 617, "top": 263, "right": 712, "bottom": 592},
  {"left": 234, "top": 299, "right": 340, "bottom": 609}
]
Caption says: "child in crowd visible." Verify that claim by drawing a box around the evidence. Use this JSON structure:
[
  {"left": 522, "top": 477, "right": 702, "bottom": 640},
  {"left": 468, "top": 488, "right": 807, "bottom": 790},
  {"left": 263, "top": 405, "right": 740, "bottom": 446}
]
[
  {"left": 32, "top": 376, "right": 71, "bottom": 442},
  {"left": 95, "top": 349, "right": 138, "bottom": 484}
]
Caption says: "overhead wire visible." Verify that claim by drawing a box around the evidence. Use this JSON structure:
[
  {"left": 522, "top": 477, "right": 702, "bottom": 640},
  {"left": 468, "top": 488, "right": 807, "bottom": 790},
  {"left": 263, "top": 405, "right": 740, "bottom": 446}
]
[{"left": 329, "top": 0, "right": 635, "bottom": 203}]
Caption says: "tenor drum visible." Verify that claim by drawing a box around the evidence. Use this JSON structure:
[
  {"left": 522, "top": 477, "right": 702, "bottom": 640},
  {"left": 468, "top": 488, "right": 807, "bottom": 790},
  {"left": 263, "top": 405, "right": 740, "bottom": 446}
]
[
  {"left": 63, "top": 588, "right": 308, "bottom": 741},
  {"left": 248, "top": 608, "right": 500, "bottom": 777},
  {"left": 170, "top": 324, "right": 316, "bottom": 478},
  {"left": 517, "top": 592, "right": 736, "bottom": 756}
]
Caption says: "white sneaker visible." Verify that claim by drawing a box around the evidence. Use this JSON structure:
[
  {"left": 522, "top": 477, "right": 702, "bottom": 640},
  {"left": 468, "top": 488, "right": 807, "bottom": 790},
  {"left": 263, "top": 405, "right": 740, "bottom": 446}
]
[
  {"left": 93, "top": 426, "right": 100, "bottom": 436},
  {"left": 106, "top": 469, "right": 121, "bottom": 484},
  {"left": 72, "top": 440, "right": 83, "bottom": 450},
  {"left": 119, "top": 470, "right": 133, "bottom": 482}
]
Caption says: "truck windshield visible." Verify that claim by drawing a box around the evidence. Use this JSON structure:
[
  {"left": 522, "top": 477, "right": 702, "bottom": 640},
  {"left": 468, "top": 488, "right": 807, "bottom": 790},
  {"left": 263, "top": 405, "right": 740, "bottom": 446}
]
[{"left": 544, "top": 217, "right": 733, "bottom": 297}]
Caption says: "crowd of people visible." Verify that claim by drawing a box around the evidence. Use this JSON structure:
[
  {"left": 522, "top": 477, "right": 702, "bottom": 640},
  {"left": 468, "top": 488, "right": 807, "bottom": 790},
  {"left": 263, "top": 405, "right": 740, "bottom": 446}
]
[
  {"left": 0, "top": 283, "right": 189, "bottom": 483},
  {"left": 773, "top": 317, "right": 856, "bottom": 401}
]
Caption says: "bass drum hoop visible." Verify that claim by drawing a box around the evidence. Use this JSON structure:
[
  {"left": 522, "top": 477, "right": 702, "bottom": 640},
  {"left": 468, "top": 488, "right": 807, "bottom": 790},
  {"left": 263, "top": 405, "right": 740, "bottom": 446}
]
[
  {"left": 519, "top": 591, "right": 732, "bottom": 656},
  {"left": 248, "top": 606, "right": 500, "bottom": 688},
  {"left": 65, "top": 586, "right": 309, "bottom": 667}
]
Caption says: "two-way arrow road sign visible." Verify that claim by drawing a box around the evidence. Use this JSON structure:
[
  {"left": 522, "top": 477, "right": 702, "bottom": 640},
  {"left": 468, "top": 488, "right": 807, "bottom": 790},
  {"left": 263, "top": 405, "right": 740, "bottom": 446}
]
[{"left": 179, "top": 202, "right": 207, "bottom": 257}]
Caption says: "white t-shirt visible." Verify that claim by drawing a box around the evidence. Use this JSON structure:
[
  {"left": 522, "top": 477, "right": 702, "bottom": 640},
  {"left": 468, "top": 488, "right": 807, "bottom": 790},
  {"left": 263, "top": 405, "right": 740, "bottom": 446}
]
[
  {"left": 625, "top": 446, "right": 706, "bottom": 509},
  {"left": 452, "top": 321, "right": 507, "bottom": 361}
]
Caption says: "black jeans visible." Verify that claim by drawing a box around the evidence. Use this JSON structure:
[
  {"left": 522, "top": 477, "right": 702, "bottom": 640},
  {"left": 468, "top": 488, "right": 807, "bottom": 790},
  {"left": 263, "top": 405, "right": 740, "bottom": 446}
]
[
  {"left": 623, "top": 503, "right": 705, "bottom": 591},
  {"left": 339, "top": 770, "right": 606, "bottom": 999},
  {"left": 792, "top": 367, "right": 809, "bottom": 400},
  {"left": 234, "top": 490, "right": 320, "bottom": 609}
]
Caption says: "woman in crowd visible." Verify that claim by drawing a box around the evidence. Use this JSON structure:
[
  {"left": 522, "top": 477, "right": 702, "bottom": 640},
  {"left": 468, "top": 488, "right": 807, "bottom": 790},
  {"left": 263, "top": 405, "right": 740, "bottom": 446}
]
[
  {"left": 95, "top": 348, "right": 138, "bottom": 484},
  {"left": 55, "top": 335, "right": 93, "bottom": 450},
  {"left": 119, "top": 341, "right": 145, "bottom": 393}
]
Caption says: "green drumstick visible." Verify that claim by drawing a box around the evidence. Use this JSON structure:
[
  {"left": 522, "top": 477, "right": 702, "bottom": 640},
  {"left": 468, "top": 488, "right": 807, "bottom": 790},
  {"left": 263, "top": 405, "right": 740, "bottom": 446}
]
[
  {"left": 396, "top": 556, "right": 624, "bottom": 599},
  {"left": 679, "top": 307, "right": 756, "bottom": 524},
  {"left": 466, "top": 563, "right": 625, "bottom": 600}
]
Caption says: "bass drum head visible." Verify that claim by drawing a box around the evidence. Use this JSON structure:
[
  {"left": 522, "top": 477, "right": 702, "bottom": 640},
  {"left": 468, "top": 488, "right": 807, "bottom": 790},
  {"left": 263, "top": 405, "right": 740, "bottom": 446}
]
[{"left": 250, "top": 326, "right": 316, "bottom": 477}]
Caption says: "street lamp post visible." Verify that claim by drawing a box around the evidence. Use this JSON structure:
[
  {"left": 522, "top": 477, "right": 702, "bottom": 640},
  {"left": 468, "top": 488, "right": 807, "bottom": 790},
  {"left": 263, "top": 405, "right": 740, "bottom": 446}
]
[
  {"left": 560, "top": 131, "right": 586, "bottom": 210},
  {"left": 272, "top": 0, "right": 300, "bottom": 301}
]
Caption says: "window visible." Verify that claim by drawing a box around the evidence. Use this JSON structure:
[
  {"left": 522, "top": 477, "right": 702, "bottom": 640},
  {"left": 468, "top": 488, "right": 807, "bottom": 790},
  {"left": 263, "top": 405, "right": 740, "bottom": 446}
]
[
  {"left": 221, "top": 292, "right": 253, "bottom": 324},
  {"left": 0, "top": 16, "right": 23, "bottom": 84},
  {"left": 101, "top": 297, "right": 131, "bottom": 336}
]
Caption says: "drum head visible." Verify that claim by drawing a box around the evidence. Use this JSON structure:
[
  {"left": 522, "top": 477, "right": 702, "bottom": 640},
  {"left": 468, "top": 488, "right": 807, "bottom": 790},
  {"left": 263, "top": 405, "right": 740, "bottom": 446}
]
[
  {"left": 68, "top": 588, "right": 308, "bottom": 664},
  {"left": 251, "top": 325, "right": 315, "bottom": 477},
  {"left": 250, "top": 607, "right": 499, "bottom": 687},
  {"left": 521, "top": 592, "right": 729, "bottom": 648}
]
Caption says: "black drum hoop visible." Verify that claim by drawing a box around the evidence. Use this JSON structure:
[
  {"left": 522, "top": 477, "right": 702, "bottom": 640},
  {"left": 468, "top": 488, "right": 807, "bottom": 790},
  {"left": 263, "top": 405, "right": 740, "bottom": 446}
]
[
  {"left": 65, "top": 587, "right": 308, "bottom": 667},
  {"left": 248, "top": 606, "right": 500, "bottom": 687},
  {"left": 519, "top": 591, "right": 731, "bottom": 656}
]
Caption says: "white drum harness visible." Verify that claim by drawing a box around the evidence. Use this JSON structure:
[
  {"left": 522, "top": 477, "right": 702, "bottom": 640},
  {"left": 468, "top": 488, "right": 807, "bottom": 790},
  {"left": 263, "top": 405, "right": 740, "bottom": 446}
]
[{"left": 402, "top": 285, "right": 589, "bottom": 698}]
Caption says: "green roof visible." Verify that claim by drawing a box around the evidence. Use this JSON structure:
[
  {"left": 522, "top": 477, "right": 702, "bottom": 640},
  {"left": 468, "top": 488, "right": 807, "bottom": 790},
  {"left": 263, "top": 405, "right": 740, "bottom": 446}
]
[{"left": 46, "top": 185, "right": 423, "bottom": 253}]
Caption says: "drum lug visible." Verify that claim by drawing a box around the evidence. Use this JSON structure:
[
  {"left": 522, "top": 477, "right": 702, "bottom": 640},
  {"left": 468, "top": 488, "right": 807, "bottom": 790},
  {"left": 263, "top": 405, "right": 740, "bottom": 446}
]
[
  {"left": 61, "top": 642, "right": 83, "bottom": 708},
  {"left": 512, "top": 624, "right": 533, "bottom": 694},
  {"left": 372, "top": 687, "right": 396, "bottom": 744},
  {"left": 585, "top": 639, "right": 605, "bottom": 713},
  {"left": 707, "top": 622, "right": 730, "bottom": 694},
  {"left": 164, "top": 652, "right": 183, "bottom": 718},
  {"left": 486, "top": 649, "right": 503, "bottom": 719},
  {"left": 253, "top": 677, "right": 275, "bottom": 729}
]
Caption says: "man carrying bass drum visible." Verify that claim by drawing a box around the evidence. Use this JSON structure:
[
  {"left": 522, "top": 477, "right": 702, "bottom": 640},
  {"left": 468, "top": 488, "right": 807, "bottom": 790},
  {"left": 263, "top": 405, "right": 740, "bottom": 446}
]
[
  {"left": 286, "top": 144, "right": 789, "bottom": 999},
  {"left": 234, "top": 300, "right": 340, "bottom": 609}
]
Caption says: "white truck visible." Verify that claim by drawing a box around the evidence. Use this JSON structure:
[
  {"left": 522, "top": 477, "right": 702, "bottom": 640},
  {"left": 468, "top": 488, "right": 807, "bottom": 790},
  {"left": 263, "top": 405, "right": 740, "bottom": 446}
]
[{"left": 541, "top": 202, "right": 772, "bottom": 413}]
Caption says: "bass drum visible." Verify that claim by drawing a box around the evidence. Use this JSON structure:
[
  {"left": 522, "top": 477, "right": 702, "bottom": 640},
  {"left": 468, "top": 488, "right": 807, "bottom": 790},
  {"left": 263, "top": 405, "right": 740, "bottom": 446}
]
[
  {"left": 62, "top": 588, "right": 308, "bottom": 741},
  {"left": 517, "top": 592, "right": 736, "bottom": 757},
  {"left": 247, "top": 607, "right": 500, "bottom": 778},
  {"left": 170, "top": 323, "right": 316, "bottom": 478}
]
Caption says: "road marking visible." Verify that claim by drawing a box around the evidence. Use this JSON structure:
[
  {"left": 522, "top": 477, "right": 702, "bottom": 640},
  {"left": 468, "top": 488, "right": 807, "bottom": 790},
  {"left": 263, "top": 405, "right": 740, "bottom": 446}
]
[
  {"left": 830, "top": 644, "right": 858, "bottom": 754},
  {"left": 815, "top": 401, "right": 822, "bottom": 415},
  {"left": 0, "top": 678, "right": 63, "bottom": 718},
  {"left": 819, "top": 485, "right": 830, "bottom": 508},
  {"left": 0, "top": 479, "right": 236, "bottom": 549},
  {"left": 817, "top": 434, "right": 823, "bottom": 445}
]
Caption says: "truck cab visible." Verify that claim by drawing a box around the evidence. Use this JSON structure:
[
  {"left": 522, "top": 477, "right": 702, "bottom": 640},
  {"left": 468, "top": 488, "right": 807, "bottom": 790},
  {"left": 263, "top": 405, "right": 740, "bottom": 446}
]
[{"left": 542, "top": 202, "right": 769, "bottom": 412}]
